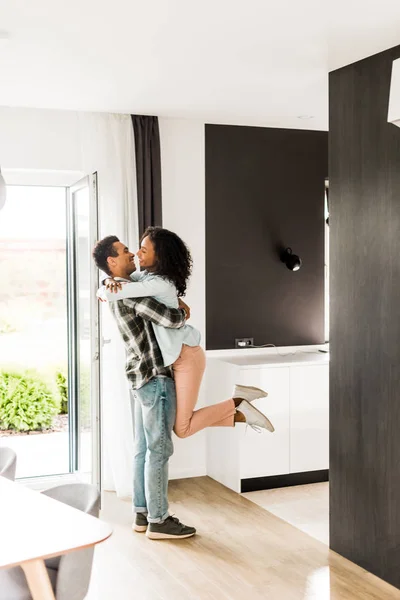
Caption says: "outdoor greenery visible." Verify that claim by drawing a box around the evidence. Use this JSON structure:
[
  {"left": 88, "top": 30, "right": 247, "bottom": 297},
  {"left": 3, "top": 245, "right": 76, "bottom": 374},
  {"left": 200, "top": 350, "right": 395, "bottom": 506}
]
[
  {"left": 0, "top": 370, "right": 60, "bottom": 432},
  {"left": 0, "top": 365, "right": 91, "bottom": 432}
]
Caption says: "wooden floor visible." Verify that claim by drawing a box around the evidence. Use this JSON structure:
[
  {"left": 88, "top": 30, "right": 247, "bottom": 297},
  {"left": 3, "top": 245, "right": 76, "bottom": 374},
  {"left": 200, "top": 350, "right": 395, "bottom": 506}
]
[
  {"left": 88, "top": 477, "right": 400, "bottom": 600},
  {"left": 243, "top": 482, "right": 329, "bottom": 545}
]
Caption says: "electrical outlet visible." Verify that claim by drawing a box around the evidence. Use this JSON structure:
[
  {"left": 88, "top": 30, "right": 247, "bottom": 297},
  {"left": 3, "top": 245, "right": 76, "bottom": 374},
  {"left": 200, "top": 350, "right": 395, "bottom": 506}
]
[{"left": 235, "top": 338, "right": 254, "bottom": 348}]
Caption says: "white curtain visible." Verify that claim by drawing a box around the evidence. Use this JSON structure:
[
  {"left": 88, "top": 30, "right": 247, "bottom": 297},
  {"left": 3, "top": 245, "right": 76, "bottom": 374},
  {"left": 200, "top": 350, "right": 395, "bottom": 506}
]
[{"left": 78, "top": 112, "right": 138, "bottom": 497}]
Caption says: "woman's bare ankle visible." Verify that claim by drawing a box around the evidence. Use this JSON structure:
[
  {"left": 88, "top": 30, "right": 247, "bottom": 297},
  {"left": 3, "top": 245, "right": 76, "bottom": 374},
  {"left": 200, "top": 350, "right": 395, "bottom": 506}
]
[{"left": 234, "top": 411, "right": 246, "bottom": 423}]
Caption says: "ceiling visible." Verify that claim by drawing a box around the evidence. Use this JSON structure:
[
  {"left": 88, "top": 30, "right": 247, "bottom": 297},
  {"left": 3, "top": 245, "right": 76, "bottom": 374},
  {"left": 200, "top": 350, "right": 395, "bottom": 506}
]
[{"left": 1, "top": 0, "right": 400, "bottom": 130}]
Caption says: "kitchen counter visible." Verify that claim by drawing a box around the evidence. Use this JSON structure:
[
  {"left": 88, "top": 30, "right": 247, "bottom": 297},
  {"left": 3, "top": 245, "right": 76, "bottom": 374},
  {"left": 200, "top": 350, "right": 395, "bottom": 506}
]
[{"left": 206, "top": 345, "right": 329, "bottom": 369}]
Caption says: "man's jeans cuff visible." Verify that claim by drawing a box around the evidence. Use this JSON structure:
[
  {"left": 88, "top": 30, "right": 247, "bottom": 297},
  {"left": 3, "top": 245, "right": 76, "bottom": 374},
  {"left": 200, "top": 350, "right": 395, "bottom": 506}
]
[
  {"left": 147, "top": 511, "right": 169, "bottom": 524},
  {"left": 134, "top": 507, "right": 148, "bottom": 514}
]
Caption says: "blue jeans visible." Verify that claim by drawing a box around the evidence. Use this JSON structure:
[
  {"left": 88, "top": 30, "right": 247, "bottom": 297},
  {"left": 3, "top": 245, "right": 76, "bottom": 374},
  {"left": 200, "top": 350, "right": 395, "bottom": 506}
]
[{"left": 131, "top": 376, "right": 176, "bottom": 523}]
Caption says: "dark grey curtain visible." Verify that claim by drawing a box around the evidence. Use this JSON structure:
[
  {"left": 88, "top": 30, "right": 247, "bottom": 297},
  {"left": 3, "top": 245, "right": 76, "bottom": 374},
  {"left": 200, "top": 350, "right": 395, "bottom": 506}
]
[{"left": 131, "top": 115, "right": 162, "bottom": 233}]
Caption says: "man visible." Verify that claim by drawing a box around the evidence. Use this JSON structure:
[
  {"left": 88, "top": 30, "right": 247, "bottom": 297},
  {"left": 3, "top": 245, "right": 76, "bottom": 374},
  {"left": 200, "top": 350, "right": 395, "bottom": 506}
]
[{"left": 92, "top": 235, "right": 196, "bottom": 540}]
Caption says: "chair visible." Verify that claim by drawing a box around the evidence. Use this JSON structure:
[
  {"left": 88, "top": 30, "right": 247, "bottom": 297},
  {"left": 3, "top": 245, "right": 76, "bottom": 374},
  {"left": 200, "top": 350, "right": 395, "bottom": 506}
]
[
  {"left": 0, "top": 446, "right": 17, "bottom": 480},
  {"left": 0, "top": 482, "right": 101, "bottom": 600}
]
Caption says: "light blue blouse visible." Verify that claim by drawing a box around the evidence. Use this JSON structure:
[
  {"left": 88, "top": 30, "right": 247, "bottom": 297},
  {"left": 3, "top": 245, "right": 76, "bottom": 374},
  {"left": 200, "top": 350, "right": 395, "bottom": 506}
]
[{"left": 98, "top": 271, "right": 201, "bottom": 367}]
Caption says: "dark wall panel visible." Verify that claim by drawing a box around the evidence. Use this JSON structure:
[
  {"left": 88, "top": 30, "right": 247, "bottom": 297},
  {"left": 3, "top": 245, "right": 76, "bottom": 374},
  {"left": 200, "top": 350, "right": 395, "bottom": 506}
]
[
  {"left": 205, "top": 124, "right": 328, "bottom": 350},
  {"left": 330, "top": 46, "right": 400, "bottom": 588}
]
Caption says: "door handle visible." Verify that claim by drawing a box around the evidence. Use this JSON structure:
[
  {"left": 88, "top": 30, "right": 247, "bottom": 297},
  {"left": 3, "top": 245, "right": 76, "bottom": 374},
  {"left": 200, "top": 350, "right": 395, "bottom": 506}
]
[{"left": 102, "top": 338, "right": 111, "bottom": 345}]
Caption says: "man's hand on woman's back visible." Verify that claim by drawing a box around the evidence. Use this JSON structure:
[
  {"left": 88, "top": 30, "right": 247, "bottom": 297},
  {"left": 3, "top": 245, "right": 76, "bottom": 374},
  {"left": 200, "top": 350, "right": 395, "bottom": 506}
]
[
  {"left": 105, "top": 278, "right": 123, "bottom": 293},
  {"left": 178, "top": 298, "right": 191, "bottom": 320}
]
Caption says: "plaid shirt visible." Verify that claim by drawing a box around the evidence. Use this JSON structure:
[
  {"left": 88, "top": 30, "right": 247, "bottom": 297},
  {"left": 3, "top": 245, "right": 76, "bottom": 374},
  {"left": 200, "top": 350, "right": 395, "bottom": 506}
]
[{"left": 108, "top": 295, "right": 187, "bottom": 390}]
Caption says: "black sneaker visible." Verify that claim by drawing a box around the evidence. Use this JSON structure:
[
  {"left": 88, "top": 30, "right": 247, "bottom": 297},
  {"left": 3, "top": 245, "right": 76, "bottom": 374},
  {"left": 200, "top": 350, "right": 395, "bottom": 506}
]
[
  {"left": 132, "top": 512, "right": 148, "bottom": 533},
  {"left": 146, "top": 516, "right": 196, "bottom": 540}
]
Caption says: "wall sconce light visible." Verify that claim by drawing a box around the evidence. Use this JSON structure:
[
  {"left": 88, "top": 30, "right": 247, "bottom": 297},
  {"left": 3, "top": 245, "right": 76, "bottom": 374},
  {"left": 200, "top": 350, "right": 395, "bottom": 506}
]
[
  {"left": 0, "top": 167, "right": 6, "bottom": 211},
  {"left": 281, "top": 248, "right": 302, "bottom": 271}
]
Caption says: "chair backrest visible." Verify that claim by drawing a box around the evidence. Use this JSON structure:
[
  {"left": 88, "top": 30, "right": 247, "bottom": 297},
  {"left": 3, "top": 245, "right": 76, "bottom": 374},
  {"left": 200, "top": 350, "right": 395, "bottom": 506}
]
[
  {"left": 42, "top": 482, "right": 101, "bottom": 600},
  {"left": 42, "top": 483, "right": 100, "bottom": 517},
  {"left": 0, "top": 447, "right": 17, "bottom": 481}
]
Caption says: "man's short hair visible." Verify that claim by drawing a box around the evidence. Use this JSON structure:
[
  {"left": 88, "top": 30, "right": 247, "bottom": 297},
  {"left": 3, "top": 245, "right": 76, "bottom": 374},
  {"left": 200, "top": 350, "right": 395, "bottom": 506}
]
[{"left": 92, "top": 235, "right": 120, "bottom": 276}]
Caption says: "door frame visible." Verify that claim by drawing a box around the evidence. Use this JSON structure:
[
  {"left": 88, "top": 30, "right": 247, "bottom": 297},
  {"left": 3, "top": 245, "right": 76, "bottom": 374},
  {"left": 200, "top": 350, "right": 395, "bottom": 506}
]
[{"left": 67, "top": 173, "right": 101, "bottom": 490}]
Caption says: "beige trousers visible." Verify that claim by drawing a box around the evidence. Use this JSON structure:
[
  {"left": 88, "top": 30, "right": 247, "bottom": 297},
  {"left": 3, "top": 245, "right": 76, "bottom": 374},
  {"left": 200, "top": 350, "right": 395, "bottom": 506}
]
[{"left": 173, "top": 345, "right": 235, "bottom": 439}]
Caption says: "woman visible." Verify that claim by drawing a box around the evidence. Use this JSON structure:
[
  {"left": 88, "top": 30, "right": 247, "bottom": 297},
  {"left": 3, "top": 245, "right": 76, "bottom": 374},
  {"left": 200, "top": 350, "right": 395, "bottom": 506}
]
[{"left": 99, "top": 226, "right": 274, "bottom": 437}]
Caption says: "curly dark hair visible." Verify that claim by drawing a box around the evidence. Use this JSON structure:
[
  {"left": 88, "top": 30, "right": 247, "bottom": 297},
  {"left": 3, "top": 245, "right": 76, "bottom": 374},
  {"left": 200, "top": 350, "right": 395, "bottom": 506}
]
[
  {"left": 92, "top": 235, "right": 119, "bottom": 276},
  {"left": 141, "top": 227, "right": 192, "bottom": 297}
]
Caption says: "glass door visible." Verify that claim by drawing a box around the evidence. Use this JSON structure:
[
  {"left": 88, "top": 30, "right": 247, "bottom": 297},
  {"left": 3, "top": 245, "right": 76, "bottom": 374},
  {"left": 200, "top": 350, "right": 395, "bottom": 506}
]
[
  {"left": 0, "top": 186, "right": 69, "bottom": 479},
  {"left": 67, "top": 174, "right": 101, "bottom": 489}
]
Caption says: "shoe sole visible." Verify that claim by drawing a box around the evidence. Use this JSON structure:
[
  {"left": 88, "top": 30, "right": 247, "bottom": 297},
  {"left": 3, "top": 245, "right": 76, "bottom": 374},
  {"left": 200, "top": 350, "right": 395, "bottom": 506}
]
[
  {"left": 235, "top": 385, "right": 268, "bottom": 399},
  {"left": 244, "top": 401, "right": 275, "bottom": 432},
  {"left": 146, "top": 531, "right": 196, "bottom": 540},
  {"left": 133, "top": 525, "right": 148, "bottom": 533}
]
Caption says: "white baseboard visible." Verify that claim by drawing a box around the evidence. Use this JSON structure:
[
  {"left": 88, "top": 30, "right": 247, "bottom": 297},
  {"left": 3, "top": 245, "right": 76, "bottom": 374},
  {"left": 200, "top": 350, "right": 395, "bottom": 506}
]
[{"left": 101, "top": 468, "right": 208, "bottom": 499}]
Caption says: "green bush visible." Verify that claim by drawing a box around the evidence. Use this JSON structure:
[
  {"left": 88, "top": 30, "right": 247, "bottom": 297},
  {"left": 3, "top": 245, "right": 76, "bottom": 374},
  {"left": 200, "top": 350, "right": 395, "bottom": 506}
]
[
  {"left": 0, "top": 371, "right": 59, "bottom": 432},
  {"left": 55, "top": 370, "right": 68, "bottom": 414}
]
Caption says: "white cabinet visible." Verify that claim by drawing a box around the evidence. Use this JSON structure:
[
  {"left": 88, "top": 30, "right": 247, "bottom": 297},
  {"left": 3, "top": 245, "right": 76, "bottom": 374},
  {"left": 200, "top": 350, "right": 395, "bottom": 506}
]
[
  {"left": 238, "top": 368, "right": 290, "bottom": 478},
  {"left": 289, "top": 365, "right": 329, "bottom": 473},
  {"left": 205, "top": 351, "right": 329, "bottom": 492}
]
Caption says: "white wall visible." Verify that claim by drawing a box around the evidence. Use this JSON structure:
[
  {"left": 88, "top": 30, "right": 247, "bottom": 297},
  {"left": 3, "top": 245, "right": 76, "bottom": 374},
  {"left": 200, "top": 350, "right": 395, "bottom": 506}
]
[
  {"left": 388, "top": 57, "right": 400, "bottom": 125},
  {"left": 0, "top": 107, "right": 82, "bottom": 171},
  {"left": 159, "top": 118, "right": 207, "bottom": 478}
]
